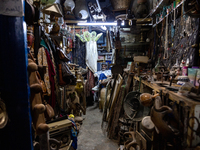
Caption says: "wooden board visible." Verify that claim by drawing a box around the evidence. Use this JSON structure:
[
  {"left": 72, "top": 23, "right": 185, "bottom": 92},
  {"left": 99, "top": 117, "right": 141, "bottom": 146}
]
[
  {"left": 108, "top": 85, "right": 125, "bottom": 139},
  {"left": 134, "top": 76, "right": 200, "bottom": 107},
  {"left": 125, "top": 62, "right": 135, "bottom": 95},
  {"left": 47, "top": 119, "right": 72, "bottom": 132},
  {"left": 107, "top": 74, "right": 123, "bottom": 120}
]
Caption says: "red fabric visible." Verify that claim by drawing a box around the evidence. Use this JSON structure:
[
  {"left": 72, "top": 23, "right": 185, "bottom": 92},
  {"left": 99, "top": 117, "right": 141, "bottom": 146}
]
[
  {"left": 86, "top": 69, "right": 95, "bottom": 97},
  {"left": 45, "top": 49, "right": 56, "bottom": 108}
]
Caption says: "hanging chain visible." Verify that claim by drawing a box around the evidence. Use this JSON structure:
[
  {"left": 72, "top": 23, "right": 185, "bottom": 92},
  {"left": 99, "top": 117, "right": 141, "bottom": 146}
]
[
  {"left": 156, "top": 18, "right": 165, "bottom": 38},
  {"left": 163, "top": 15, "right": 169, "bottom": 59}
]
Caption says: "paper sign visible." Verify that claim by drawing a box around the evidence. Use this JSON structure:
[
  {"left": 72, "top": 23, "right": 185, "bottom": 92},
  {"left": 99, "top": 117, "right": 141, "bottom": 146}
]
[{"left": 0, "top": 0, "right": 23, "bottom": 17}]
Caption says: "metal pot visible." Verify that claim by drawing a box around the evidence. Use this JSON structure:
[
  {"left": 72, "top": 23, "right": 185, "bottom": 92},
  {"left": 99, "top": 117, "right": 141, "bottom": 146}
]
[{"left": 110, "top": 0, "right": 131, "bottom": 10}]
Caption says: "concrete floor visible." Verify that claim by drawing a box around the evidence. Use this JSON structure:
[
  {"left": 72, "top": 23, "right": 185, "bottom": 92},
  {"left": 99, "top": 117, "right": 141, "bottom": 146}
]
[{"left": 77, "top": 103, "right": 119, "bottom": 150}]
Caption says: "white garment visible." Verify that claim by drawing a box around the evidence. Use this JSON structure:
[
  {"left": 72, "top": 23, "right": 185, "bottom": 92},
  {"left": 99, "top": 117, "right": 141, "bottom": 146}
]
[
  {"left": 94, "top": 70, "right": 112, "bottom": 79},
  {"left": 86, "top": 41, "right": 98, "bottom": 73}
]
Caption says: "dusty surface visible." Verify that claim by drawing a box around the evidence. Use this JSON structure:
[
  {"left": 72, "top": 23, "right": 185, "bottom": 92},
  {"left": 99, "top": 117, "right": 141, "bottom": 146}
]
[{"left": 77, "top": 104, "right": 119, "bottom": 150}]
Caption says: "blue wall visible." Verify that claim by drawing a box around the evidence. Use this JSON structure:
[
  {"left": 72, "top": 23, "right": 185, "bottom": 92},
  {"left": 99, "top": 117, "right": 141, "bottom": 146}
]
[{"left": 0, "top": 11, "right": 33, "bottom": 150}]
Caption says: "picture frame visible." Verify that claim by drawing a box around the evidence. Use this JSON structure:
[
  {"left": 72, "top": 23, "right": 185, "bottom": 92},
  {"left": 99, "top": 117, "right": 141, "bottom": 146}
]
[
  {"left": 98, "top": 55, "right": 104, "bottom": 60},
  {"left": 97, "top": 32, "right": 105, "bottom": 44},
  {"left": 106, "top": 54, "right": 112, "bottom": 60},
  {"left": 126, "top": 61, "right": 132, "bottom": 70}
]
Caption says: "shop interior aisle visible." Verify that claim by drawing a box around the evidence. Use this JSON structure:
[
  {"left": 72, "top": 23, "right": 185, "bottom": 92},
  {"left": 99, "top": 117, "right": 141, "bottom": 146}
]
[{"left": 77, "top": 104, "right": 119, "bottom": 150}]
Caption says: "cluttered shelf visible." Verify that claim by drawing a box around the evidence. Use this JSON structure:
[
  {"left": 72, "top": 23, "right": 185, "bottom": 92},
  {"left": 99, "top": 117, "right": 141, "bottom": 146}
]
[
  {"left": 152, "top": 0, "right": 185, "bottom": 27},
  {"left": 134, "top": 76, "right": 200, "bottom": 107},
  {"left": 143, "top": 0, "right": 169, "bottom": 20}
]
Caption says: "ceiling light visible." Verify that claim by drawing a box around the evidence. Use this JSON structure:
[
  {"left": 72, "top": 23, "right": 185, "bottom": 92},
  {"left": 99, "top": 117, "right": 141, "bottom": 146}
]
[{"left": 77, "top": 22, "right": 117, "bottom": 26}]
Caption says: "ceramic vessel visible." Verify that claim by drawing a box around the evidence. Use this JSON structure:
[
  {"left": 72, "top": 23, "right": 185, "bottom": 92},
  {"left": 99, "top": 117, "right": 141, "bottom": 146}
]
[{"left": 140, "top": 93, "right": 159, "bottom": 107}]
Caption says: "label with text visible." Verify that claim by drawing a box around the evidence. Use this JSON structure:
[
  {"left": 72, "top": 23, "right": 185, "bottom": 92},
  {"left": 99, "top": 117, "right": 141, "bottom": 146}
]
[{"left": 0, "top": 0, "right": 23, "bottom": 17}]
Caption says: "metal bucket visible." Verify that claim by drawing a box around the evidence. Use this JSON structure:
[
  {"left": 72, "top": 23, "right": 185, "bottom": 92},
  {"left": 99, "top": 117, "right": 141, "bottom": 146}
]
[{"left": 110, "top": 0, "right": 131, "bottom": 10}]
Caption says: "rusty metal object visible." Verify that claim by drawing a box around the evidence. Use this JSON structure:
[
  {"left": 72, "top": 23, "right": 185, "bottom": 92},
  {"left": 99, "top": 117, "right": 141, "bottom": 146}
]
[
  {"left": 110, "top": 0, "right": 131, "bottom": 10},
  {"left": 123, "top": 131, "right": 140, "bottom": 150}
]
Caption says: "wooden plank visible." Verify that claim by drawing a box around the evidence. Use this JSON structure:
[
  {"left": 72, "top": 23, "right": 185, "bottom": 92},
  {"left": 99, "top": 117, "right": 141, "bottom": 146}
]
[
  {"left": 106, "top": 76, "right": 118, "bottom": 121},
  {"left": 125, "top": 62, "right": 135, "bottom": 95},
  {"left": 107, "top": 74, "right": 123, "bottom": 120},
  {"left": 47, "top": 119, "right": 72, "bottom": 132},
  {"left": 108, "top": 85, "right": 125, "bottom": 139}
]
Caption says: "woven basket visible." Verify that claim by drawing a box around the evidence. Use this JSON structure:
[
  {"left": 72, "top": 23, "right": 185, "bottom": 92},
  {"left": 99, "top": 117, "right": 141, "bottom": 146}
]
[{"left": 110, "top": 0, "right": 131, "bottom": 10}]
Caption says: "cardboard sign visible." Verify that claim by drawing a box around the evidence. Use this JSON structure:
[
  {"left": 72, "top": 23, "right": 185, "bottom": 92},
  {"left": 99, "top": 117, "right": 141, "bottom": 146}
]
[{"left": 0, "top": 0, "right": 23, "bottom": 17}]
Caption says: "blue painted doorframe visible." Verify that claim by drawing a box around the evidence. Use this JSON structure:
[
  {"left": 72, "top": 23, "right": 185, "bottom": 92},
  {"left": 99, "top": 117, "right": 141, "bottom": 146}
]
[{"left": 0, "top": 4, "right": 33, "bottom": 150}]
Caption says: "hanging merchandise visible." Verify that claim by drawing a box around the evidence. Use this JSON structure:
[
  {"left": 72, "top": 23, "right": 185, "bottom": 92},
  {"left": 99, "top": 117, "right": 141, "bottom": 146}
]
[
  {"left": 76, "top": 31, "right": 103, "bottom": 73},
  {"left": 64, "top": 0, "right": 75, "bottom": 13},
  {"left": 27, "top": 26, "right": 35, "bottom": 48},
  {"left": 57, "top": 17, "right": 64, "bottom": 26},
  {"left": 185, "top": 16, "right": 192, "bottom": 37},
  {"left": 74, "top": 0, "right": 89, "bottom": 19},
  {"left": 163, "top": 14, "right": 169, "bottom": 59},
  {"left": 38, "top": 46, "right": 51, "bottom": 96},
  {"left": 41, "top": 3, "right": 63, "bottom": 18}
]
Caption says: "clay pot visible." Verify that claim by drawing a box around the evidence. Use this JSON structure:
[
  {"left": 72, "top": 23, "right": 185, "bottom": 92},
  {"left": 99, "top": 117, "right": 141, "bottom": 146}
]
[{"left": 140, "top": 93, "right": 159, "bottom": 107}]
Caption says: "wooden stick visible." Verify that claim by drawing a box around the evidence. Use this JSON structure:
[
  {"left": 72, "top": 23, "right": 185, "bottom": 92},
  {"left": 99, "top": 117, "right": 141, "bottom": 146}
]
[{"left": 125, "top": 62, "right": 135, "bottom": 95}]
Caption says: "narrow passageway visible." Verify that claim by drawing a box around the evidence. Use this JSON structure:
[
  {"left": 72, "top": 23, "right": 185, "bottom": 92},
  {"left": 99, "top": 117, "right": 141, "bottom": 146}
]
[{"left": 77, "top": 104, "right": 119, "bottom": 150}]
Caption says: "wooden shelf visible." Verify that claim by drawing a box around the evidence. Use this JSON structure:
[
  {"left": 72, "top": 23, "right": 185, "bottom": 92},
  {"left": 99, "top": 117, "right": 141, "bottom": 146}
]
[{"left": 134, "top": 76, "right": 200, "bottom": 107}]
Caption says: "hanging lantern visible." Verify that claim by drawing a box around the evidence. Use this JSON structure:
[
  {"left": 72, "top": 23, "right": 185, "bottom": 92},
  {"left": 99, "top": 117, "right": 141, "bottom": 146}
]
[
  {"left": 74, "top": 0, "right": 89, "bottom": 19},
  {"left": 64, "top": 0, "right": 75, "bottom": 12}
]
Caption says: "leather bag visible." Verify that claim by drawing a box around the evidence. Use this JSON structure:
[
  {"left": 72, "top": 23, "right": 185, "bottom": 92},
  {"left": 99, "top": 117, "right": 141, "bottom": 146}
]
[
  {"left": 57, "top": 48, "right": 70, "bottom": 62},
  {"left": 36, "top": 72, "right": 47, "bottom": 94},
  {"left": 44, "top": 101, "right": 55, "bottom": 120}
]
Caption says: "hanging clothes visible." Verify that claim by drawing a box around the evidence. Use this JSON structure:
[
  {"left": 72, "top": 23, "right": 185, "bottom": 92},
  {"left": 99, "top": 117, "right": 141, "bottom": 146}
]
[
  {"left": 45, "top": 38, "right": 59, "bottom": 91},
  {"left": 45, "top": 49, "right": 56, "bottom": 108},
  {"left": 75, "top": 31, "right": 102, "bottom": 72},
  {"left": 73, "top": 37, "right": 86, "bottom": 68},
  {"left": 37, "top": 47, "right": 51, "bottom": 96}
]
